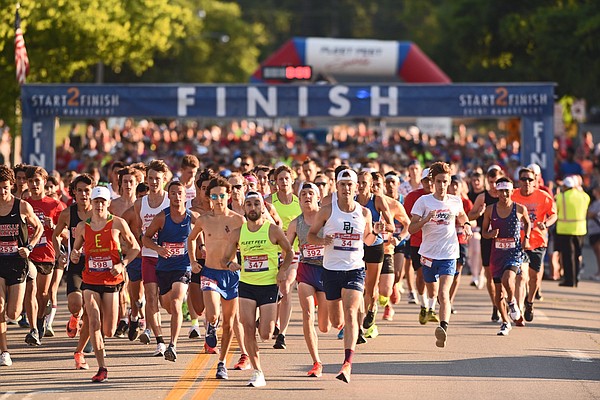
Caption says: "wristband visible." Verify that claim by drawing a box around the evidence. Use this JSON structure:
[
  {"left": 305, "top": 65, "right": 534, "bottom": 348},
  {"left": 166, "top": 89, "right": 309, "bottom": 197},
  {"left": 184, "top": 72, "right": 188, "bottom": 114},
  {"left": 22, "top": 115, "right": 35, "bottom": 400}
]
[
  {"left": 226, "top": 260, "right": 233, "bottom": 268},
  {"left": 463, "top": 222, "right": 470, "bottom": 228}
]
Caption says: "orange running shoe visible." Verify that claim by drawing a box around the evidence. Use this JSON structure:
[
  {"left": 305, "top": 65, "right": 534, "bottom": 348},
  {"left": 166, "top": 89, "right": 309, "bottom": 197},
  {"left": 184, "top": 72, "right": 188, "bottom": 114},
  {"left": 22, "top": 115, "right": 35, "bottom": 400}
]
[
  {"left": 204, "top": 342, "right": 218, "bottom": 354},
  {"left": 74, "top": 352, "right": 89, "bottom": 370},
  {"left": 233, "top": 354, "right": 251, "bottom": 370},
  {"left": 91, "top": 367, "right": 108, "bottom": 383},
  {"left": 66, "top": 315, "right": 80, "bottom": 338},
  {"left": 307, "top": 362, "right": 323, "bottom": 378},
  {"left": 383, "top": 305, "right": 395, "bottom": 321},
  {"left": 336, "top": 361, "right": 352, "bottom": 383}
]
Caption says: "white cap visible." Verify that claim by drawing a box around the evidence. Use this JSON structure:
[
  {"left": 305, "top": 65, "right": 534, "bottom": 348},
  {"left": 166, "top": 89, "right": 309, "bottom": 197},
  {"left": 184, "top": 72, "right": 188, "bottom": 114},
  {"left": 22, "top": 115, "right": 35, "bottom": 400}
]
[
  {"left": 421, "top": 168, "right": 430, "bottom": 180},
  {"left": 563, "top": 176, "right": 576, "bottom": 188},
  {"left": 298, "top": 182, "right": 320, "bottom": 197},
  {"left": 336, "top": 169, "right": 358, "bottom": 183},
  {"left": 487, "top": 164, "right": 502, "bottom": 173},
  {"left": 527, "top": 163, "right": 541, "bottom": 175},
  {"left": 91, "top": 186, "right": 111, "bottom": 201}
]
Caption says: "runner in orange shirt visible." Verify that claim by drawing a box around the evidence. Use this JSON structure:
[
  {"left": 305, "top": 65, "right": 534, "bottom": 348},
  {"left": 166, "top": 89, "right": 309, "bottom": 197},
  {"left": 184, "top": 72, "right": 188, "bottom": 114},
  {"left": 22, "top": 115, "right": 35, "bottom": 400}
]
[{"left": 511, "top": 168, "right": 556, "bottom": 323}]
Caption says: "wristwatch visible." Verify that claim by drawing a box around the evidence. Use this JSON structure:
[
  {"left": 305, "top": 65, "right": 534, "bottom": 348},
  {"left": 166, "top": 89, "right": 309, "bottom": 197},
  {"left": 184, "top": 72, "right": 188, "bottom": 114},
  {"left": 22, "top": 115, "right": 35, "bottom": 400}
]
[{"left": 26, "top": 244, "right": 34, "bottom": 251}]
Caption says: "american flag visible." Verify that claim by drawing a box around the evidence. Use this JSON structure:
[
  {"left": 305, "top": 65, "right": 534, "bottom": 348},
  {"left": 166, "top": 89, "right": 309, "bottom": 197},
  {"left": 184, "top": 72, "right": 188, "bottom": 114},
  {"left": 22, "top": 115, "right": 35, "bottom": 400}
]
[{"left": 15, "top": 6, "right": 30, "bottom": 85}]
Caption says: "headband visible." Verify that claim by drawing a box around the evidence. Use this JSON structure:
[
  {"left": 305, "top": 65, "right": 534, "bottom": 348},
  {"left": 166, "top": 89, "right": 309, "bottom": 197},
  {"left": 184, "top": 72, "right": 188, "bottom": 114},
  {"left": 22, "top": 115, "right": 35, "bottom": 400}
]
[
  {"left": 496, "top": 181, "right": 513, "bottom": 190},
  {"left": 244, "top": 191, "right": 264, "bottom": 202}
]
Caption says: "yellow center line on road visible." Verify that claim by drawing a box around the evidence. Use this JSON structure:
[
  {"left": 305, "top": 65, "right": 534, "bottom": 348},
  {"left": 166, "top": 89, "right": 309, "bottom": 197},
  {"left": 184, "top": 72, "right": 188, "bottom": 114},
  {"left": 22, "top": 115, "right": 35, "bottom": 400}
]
[
  {"left": 191, "top": 351, "right": 235, "bottom": 400},
  {"left": 164, "top": 352, "right": 212, "bottom": 400}
]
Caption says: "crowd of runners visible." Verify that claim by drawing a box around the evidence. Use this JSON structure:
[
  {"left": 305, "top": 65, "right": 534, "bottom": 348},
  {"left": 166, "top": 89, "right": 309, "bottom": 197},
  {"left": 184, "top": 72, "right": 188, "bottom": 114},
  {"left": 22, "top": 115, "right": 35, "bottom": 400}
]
[{"left": 0, "top": 146, "right": 593, "bottom": 386}]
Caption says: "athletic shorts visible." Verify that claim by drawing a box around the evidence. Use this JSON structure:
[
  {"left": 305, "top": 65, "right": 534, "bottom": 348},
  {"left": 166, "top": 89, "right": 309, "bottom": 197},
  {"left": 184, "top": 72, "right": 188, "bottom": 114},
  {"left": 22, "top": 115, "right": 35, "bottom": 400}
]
[
  {"left": 0, "top": 258, "right": 28, "bottom": 286},
  {"left": 590, "top": 234, "right": 600, "bottom": 247},
  {"left": 81, "top": 281, "right": 124, "bottom": 294},
  {"left": 420, "top": 257, "right": 457, "bottom": 283},
  {"left": 457, "top": 244, "right": 468, "bottom": 266},
  {"left": 296, "top": 262, "right": 324, "bottom": 292},
  {"left": 66, "top": 262, "right": 84, "bottom": 295},
  {"left": 200, "top": 266, "right": 239, "bottom": 300},
  {"left": 156, "top": 269, "right": 191, "bottom": 296},
  {"left": 322, "top": 267, "right": 366, "bottom": 301},
  {"left": 238, "top": 282, "right": 279, "bottom": 307},
  {"left": 381, "top": 254, "right": 394, "bottom": 274},
  {"left": 525, "top": 247, "right": 547, "bottom": 273},
  {"left": 127, "top": 258, "right": 143, "bottom": 283},
  {"left": 481, "top": 238, "right": 492, "bottom": 267},
  {"left": 410, "top": 246, "right": 422, "bottom": 271},
  {"left": 141, "top": 256, "right": 158, "bottom": 284},
  {"left": 363, "top": 243, "right": 384, "bottom": 263},
  {"left": 191, "top": 259, "right": 206, "bottom": 284},
  {"left": 32, "top": 261, "right": 54, "bottom": 276},
  {"left": 492, "top": 263, "right": 521, "bottom": 283},
  {"left": 394, "top": 239, "right": 409, "bottom": 255}
]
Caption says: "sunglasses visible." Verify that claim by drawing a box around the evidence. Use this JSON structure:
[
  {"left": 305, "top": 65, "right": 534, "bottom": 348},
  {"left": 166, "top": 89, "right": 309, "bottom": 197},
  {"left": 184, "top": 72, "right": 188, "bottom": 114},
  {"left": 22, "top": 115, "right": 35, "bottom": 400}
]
[
  {"left": 520, "top": 177, "right": 535, "bottom": 182},
  {"left": 315, "top": 182, "right": 327, "bottom": 187},
  {"left": 210, "top": 193, "right": 227, "bottom": 200},
  {"left": 241, "top": 162, "right": 251, "bottom": 167},
  {"left": 232, "top": 184, "right": 243, "bottom": 190}
]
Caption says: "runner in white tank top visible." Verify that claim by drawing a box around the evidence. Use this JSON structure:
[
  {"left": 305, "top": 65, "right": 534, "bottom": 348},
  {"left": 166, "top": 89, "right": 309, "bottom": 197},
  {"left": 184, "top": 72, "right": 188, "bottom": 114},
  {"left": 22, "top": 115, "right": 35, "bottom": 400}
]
[{"left": 140, "top": 193, "right": 170, "bottom": 258}]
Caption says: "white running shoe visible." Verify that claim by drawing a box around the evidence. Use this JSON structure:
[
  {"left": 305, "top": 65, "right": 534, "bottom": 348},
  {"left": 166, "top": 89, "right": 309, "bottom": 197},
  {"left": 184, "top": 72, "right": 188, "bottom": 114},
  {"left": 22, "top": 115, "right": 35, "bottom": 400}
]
[
  {"left": 188, "top": 325, "right": 201, "bottom": 339},
  {"left": 247, "top": 369, "right": 266, "bottom": 387},
  {"left": 153, "top": 342, "right": 167, "bottom": 357},
  {"left": 0, "top": 352, "right": 13, "bottom": 366},
  {"left": 508, "top": 302, "right": 521, "bottom": 322},
  {"left": 139, "top": 329, "right": 151, "bottom": 345},
  {"left": 497, "top": 322, "right": 512, "bottom": 336}
]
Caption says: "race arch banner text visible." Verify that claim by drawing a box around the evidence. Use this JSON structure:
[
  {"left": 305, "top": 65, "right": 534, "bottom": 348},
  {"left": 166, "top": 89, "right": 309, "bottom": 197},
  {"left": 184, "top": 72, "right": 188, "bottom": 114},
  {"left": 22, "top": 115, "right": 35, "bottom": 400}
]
[{"left": 20, "top": 83, "right": 555, "bottom": 179}]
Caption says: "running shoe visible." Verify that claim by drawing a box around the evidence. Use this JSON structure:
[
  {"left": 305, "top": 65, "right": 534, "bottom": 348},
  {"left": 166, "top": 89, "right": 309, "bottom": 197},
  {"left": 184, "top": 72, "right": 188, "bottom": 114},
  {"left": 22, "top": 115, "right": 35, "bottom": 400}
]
[
  {"left": 25, "top": 329, "right": 41, "bottom": 346},
  {"left": 491, "top": 306, "right": 500, "bottom": 322},
  {"left": 153, "top": 342, "right": 167, "bottom": 357},
  {"left": 271, "top": 325, "right": 280, "bottom": 339},
  {"left": 363, "top": 306, "right": 377, "bottom": 329},
  {"left": 435, "top": 326, "right": 447, "bottom": 348},
  {"left": 524, "top": 301, "right": 534, "bottom": 322},
  {"left": 164, "top": 344, "right": 177, "bottom": 362},
  {"left": 508, "top": 302, "right": 521, "bottom": 322},
  {"left": 216, "top": 361, "right": 228, "bottom": 379},
  {"left": 83, "top": 341, "right": 93, "bottom": 354},
  {"left": 233, "top": 354, "right": 251, "bottom": 370},
  {"left": 364, "top": 324, "right": 379, "bottom": 339},
  {"left": 383, "top": 305, "right": 394, "bottom": 321},
  {"left": 188, "top": 324, "right": 201, "bottom": 339},
  {"left": 515, "top": 316, "right": 526, "bottom": 327},
  {"left": 497, "top": 322, "right": 512, "bottom": 336},
  {"left": 247, "top": 370, "right": 266, "bottom": 387},
  {"left": 408, "top": 292, "right": 418, "bottom": 305},
  {"left": 91, "top": 367, "right": 108, "bottom": 383},
  {"left": 18, "top": 313, "right": 29, "bottom": 328},
  {"left": 273, "top": 333, "right": 286, "bottom": 349},
  {"left": 205, "top": 322, "right": 218, "bottom": 348},
  {"left": 204, "top": 343, "right": 218, "bottom": 354},
  {"left": 470, "top": 280, "right": 479, "bottom": 287},
  {"left": 307, "top": 362, "right": 323, "bottom": 377},
  {"left": 0, "top": 352, "right": 12, "bottom": 367},
  {"left": 139, "top": 328, "right": 151, "bottom": 345},
  {"left": 66, "top": 315, "right": 80, "bottom": 338},
  {"left": 419, "top": 306, "right": 428, "bottom": 325},
  {"left": 356, "top": 328, "right": 367, "bottom": 345},
  {"left": 37, "top": 318, "right": 46, "bottom": 339},
  {"left": 535, "top": 290, "right": 544, "bottom": 301},
  {"left": 427, "top": 309, "right": 439, "bottom": 323},
  {"left": 114, "top": 320, "right": 128, "bottom": 338},
  {"left": 335, "top": 361, "right": 352, "bottom": 383},
  {"left": 390, "top": 283, "right": 400, "bottom": 304},
  {"left": 378, "top": 295, "right": 389, "bottom": 307},
  {"left": 44, "top": 324, "right": 55, "bottom": 338},
  {"left": 337, "top": 328, "right": 344, "bottom": 340},
  {"left": 128, "top": 320, "right": 140, "bottom": 341},
  {"left": 74, "top": 352, "right": 89, "bottom": 370}
]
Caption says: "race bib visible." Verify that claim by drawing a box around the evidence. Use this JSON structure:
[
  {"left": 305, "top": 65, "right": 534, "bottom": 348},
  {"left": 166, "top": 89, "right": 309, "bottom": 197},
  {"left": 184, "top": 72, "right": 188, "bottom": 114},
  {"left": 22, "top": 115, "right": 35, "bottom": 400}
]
[
  {"left": 495, "top": 238, "right": 516, "bottom": 249},
  {"left": 89, "top": 256, "right": 113, "bottom": 271},
  {"left": 243, "top": 255, "right": 269, "bottom": 272},
  {"left": 164, "top": 242, "right": 185, "bottom": 256},
  {"left": 0, "top": 240, "right": 18, "bottom": 255},
  {"left": 333, "top": 233, "right": 360, "bottom": 251},
  {"left": 421, "top": 256, "right": 433, "bottom": 268},
  {"left": 200, "top": 276, "right": 219, "bottom": 291},
  {"left": 302, "top": 244, "right": 324, "bottom": 259}
]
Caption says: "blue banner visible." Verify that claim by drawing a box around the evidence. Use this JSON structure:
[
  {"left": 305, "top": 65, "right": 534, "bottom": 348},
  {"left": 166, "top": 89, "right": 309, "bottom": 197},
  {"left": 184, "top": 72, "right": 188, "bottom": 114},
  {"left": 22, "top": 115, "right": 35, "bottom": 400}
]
[{"left": 20, "top": 83, "right": 555, "bottom": 179}]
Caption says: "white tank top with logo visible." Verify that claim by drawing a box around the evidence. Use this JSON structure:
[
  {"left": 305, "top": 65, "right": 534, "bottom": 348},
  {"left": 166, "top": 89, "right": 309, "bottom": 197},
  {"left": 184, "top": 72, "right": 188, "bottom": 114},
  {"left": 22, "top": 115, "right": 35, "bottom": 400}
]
[
  {"left": 322, "top": 198, "right": 365, "bottom": 271},
  {"left": 140, "top": 192, "right": 170, "bottom": 257}
]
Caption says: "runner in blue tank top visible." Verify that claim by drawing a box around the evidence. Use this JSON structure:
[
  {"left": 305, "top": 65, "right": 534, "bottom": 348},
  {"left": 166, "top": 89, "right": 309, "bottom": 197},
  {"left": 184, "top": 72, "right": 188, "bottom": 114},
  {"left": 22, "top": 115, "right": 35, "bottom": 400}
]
[{"left": 482, "top": 178, "right": 531, "bottom": 336}]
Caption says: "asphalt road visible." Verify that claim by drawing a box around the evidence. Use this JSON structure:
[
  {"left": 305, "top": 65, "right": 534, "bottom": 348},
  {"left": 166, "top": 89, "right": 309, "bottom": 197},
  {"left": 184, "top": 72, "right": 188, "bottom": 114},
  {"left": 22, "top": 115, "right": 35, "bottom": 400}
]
[{"left": 1, "top": 247, "right": 599, "bottom": 400}]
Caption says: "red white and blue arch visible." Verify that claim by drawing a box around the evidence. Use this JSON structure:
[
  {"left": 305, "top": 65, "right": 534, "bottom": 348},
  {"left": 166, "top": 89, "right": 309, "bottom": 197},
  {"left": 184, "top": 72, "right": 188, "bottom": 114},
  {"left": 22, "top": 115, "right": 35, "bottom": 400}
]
[{"left": 251, "top": 37, "right": 451, "bottom": 83}]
